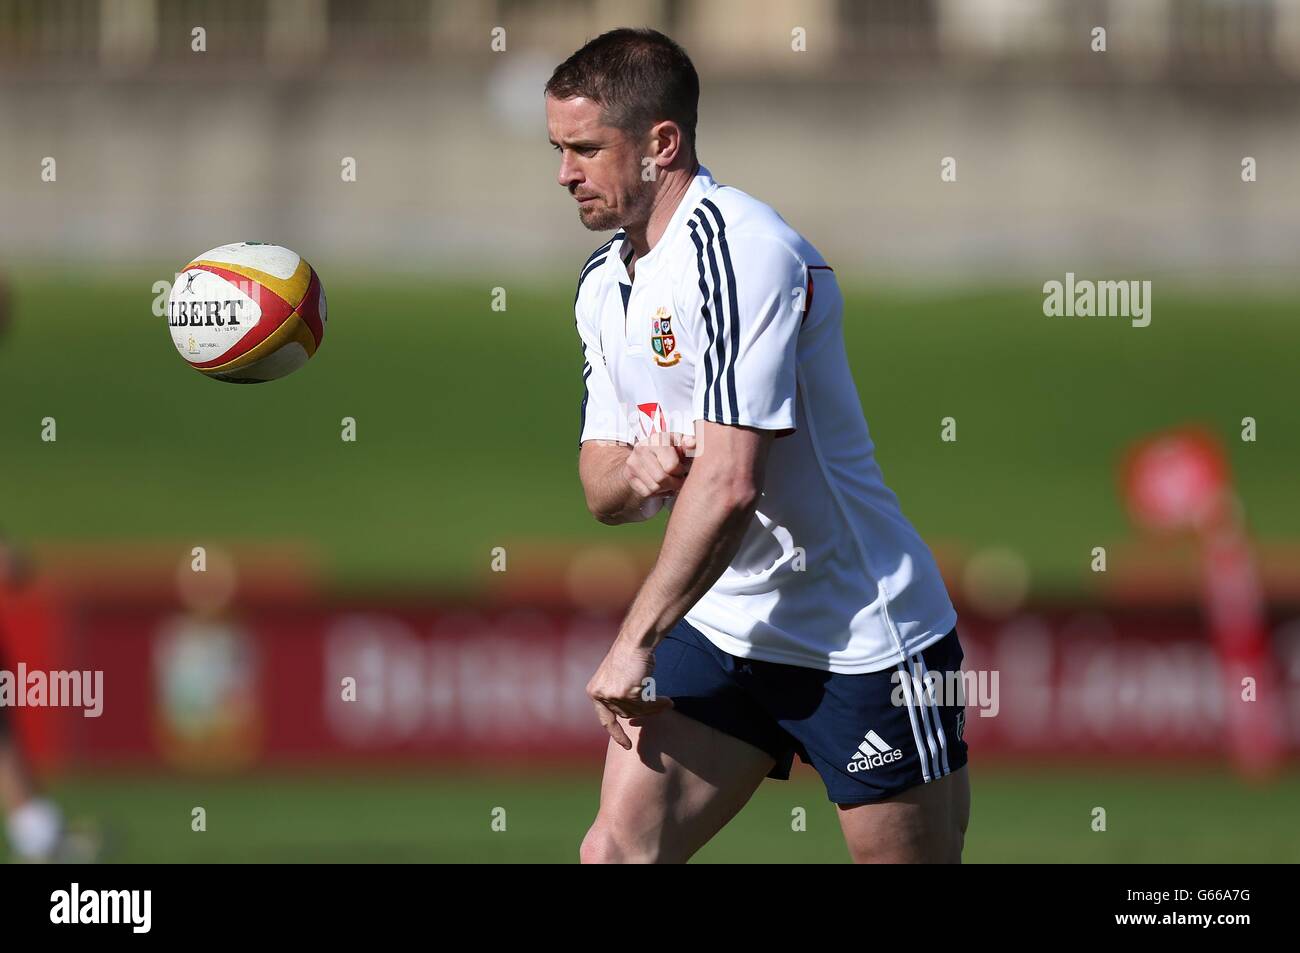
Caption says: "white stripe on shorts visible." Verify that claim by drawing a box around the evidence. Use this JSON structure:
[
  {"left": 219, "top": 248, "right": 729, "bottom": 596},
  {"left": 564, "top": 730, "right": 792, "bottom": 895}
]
[
  {"left": 895, "top": 661, "right": 933, "bottom": 783},
  {"left": 916, "top": 652, "right": 951, "bottom": 777},
  {"left": 909, "top": 653, "right": 942, "bottom": 781}
]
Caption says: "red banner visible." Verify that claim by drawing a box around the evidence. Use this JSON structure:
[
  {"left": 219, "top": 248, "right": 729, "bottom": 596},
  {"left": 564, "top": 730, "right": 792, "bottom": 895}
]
[{"left": 36, "top": 599, "right": 1300, "bottom": 768}]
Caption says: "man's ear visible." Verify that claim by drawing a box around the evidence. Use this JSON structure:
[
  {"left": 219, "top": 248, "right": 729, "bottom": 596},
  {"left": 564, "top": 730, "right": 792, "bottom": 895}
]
[{"left": 648, "top": 119, "right": 684, "bottom": 169}]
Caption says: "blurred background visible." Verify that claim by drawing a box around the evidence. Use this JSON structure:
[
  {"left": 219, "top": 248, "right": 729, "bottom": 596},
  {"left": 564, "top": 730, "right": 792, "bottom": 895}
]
[{"left": 0, "top": 0, "right": 1298, "bottom": 862}]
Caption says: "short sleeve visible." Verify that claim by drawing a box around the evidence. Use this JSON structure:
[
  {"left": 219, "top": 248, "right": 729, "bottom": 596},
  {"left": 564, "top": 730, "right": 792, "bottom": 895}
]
[
  {"left": 576, "top": 297, "right": 627, "bottom": 448},
  {"left": 686, "top": 224, "right": 805, "bottom": 434}
]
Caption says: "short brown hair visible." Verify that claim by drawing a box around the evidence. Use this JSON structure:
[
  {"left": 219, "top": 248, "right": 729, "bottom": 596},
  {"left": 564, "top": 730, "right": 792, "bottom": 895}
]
[{"left": 546, "top": 28, "right": 699, "bottom": 155}]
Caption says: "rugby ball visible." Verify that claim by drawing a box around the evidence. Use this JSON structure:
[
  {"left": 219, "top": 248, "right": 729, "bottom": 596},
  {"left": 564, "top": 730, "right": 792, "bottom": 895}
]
[{"left": 167, "top": 242, "right": 326, "bottom": 383}]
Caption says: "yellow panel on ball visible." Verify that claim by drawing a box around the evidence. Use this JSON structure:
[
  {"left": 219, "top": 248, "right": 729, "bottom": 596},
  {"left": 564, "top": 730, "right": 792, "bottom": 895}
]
[{"left": 167, "top": 242, "right": 327, "bottom": 384}]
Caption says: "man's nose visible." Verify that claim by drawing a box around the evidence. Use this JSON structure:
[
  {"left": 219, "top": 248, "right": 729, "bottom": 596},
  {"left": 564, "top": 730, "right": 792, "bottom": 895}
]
[{"left": 557, "top": 154, "right": 581, "bottom": 188}]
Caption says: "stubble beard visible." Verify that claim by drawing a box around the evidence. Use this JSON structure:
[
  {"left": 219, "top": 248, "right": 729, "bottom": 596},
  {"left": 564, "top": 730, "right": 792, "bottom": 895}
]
[{"left": 578, "top": 176, "right": 655, "bottom": 233}]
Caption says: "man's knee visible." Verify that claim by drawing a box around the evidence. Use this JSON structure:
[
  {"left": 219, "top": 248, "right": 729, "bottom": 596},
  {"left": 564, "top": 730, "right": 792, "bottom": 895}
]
[
  {"left": 580, "top": 817, "right": 674, "bottom": 864},
  {"left": 579, "top": 820, "right": 620, "bottom": 864}
]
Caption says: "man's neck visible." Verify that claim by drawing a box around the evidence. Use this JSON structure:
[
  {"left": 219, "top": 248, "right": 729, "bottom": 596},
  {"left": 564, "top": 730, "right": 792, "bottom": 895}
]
[{"left": 623, "top": 161, "right": 700, "bottom": 261}]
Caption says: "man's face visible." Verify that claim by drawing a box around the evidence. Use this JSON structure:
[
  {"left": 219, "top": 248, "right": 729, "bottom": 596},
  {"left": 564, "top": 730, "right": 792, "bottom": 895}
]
[{"left": 546, "top": 94, "right": 654, "bottom": 232}]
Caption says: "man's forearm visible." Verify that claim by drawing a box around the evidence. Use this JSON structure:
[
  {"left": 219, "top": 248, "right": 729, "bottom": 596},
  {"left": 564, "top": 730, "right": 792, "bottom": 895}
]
[
  {"left": 614, "top": 461, "right": 757, "bottom": 650},
  {"left": 580, "top": 443, "right": 653, "bottom": 524}
]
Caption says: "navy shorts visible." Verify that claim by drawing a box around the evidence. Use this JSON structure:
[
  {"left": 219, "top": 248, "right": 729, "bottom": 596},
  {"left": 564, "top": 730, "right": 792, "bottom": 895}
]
[{"left": 653, "top": 619, "right": 969, "bottom": 804}]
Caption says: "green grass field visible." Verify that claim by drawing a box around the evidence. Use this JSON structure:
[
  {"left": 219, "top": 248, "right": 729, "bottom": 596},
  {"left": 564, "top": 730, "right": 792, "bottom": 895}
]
[
  {"left": 2, "top": 273, "right": 1298, "bottom": 864},
  {"left": 6, "top": 765, "right": 1297, "bottom": 863},
  {"left": 1, "top": 273, "right": 1297, "bottom": 596}
]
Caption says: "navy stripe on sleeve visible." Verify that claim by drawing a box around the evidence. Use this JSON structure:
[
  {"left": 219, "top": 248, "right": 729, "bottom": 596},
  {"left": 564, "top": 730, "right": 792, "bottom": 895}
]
[
  {"left": 574, "top": 231, "right": 624, "bottom": 447},
  {"left": 690, "top": 209, "right": 738, "bottom": 424},
  {"left": 687, "top": 219, "right": 719, "bottom": 420},
  {"left": 699, "top": 199, "right": 740, "bottom": 424}
]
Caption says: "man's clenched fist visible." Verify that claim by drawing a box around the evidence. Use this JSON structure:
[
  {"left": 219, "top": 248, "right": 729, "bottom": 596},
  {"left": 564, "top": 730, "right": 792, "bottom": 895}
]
[{"left": 623, "top": 430, "right": 696, "bottom": 508}]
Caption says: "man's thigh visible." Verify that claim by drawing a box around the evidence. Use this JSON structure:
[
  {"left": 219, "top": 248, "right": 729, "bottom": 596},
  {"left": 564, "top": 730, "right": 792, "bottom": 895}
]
[
  {"left": 836, "top": 764, "right": 971, "bottom": 863},
  {"left": 580, "top": 709, "right": 776, "bottom": 864}
]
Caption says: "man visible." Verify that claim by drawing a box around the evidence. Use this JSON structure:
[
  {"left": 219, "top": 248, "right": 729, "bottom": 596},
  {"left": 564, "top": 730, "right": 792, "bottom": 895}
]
[
  {"left": 546, "top": 28, "right": 970, "bottom": 863},
  {"left": 0, "top": 534, "right": 98, "bottom": 862},
  {"left": 0, "top": 285, "right": 99, "bottom": 862},
  {"left": 0, "top": 285, "right": 63, "bottom": 862}
]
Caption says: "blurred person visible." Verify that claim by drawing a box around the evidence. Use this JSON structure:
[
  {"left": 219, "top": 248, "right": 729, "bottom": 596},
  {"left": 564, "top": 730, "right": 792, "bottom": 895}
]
[
  {"left": 547, "top": 29, "right": 970, "bottom": 864},
  {"left": 0, "top": 276, "right": 99, "bottom": 862},
  {"left": 0, "top": 279, "right": 66, "bottom": 859},
  {"left": 0, "top": 536, "right": 74, "bottom": 861}
]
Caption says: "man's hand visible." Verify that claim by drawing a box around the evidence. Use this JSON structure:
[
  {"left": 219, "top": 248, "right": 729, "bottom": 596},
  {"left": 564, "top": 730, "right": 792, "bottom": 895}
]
[
  {"left": 623, "top": 430, "right": 696, "bottom": 504},
  {"left": 586, "top": 641, "right": 674, "bottom": 749},
  {"left": 579, "top": 431, "right": 697, "bottom": 525}
]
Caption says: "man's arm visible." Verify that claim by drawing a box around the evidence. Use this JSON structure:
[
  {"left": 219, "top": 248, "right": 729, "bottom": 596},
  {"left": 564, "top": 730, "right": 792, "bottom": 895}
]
[
  {"left": 615, "top": 421, "right": 770, "bottom": 648},
  {"left": 585, "top": 420, "right": 772, "bottom": 746},
  {"left": 579, "top": 434, "right": 695, "bottom": 525},
  {"left": 579, "top": 441, "right": 643, "bottom": 524}
]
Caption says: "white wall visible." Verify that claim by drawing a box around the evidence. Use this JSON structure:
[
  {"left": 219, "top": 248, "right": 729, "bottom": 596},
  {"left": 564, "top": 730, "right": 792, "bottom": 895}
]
[{"left": 2, "top": 65, "right": 1298, "bottom": 283}]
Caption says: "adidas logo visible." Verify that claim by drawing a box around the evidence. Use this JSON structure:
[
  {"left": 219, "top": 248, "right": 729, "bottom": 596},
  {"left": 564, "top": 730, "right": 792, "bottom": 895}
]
[{"left": 846, "top": 730, "right": 903, "bottom": 773}]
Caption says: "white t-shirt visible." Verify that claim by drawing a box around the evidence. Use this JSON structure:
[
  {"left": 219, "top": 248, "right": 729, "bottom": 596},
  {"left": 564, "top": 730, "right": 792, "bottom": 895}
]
[{"left": 575, "top": 165, "right": 957, "bottom": 674}]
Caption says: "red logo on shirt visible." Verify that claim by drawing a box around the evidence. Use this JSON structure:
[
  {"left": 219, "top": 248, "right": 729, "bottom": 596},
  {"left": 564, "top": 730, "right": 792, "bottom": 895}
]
[{"left": 636, "top": 402, "right": 667, "bottom": 438}]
